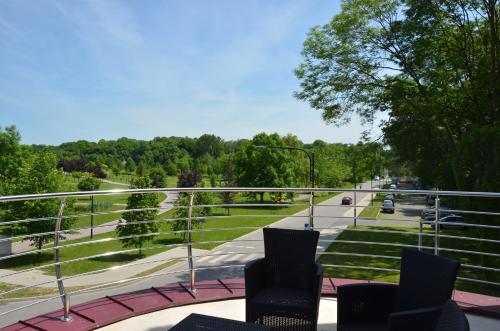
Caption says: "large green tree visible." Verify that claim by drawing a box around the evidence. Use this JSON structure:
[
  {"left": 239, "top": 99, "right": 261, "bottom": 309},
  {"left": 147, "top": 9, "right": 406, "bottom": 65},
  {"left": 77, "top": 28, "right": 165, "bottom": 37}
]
[
  {"left": 3, "top": 152, "right": 74, "bottom": 251},
  {"left": 116, "top": 177, "right": 160, "bottom": 255},
  {"left": 234, "top": 133, "right": 295, "bottom": 202},
  {"left": 295, "top": 0, "right": 499, "bottom": 192}
]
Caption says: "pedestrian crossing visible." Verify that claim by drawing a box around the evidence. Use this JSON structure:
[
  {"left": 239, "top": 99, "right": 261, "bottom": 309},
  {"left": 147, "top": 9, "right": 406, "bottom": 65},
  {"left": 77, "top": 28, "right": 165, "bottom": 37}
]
[{"left": 195, "top": 252, "right": 264, "bottom": 265}]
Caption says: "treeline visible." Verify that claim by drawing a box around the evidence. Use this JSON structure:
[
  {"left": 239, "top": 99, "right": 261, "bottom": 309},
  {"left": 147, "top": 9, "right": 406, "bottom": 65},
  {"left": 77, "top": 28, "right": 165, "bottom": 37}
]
[{"left": 26, "top": 131, "right": 387, "bottom": 189}]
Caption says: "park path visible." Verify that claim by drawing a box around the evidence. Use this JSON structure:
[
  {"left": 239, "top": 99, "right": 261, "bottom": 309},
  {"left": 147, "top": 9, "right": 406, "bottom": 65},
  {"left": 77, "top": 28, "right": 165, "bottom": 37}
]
[{"left": 10, "top": 191, "right": 178, "bottom": 254}]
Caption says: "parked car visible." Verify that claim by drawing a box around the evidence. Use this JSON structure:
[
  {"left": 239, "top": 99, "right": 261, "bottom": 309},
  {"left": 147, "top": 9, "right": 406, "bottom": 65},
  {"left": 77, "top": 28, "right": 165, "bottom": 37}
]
[
  {"left": 381, "top": 199, "right": 395, "bottom": 213},
  {"left": 390, "top": 184, "right": 397, "bottom": 190},
  {"left": 420, "top": 206, "right": 451, "bottom": 219},
  {"left": 385, "top": 194, "right": 395, "bottom": 202},
  {"left": 341, "top": 196, "right": 352, "bottom": 205},
  {"left": 425, "top": 214, "right": 467, "bottom": 230},
  {"left": 374, "top": 176, "right": 380, "bottom": 180},
  {"left": 425, "top": 194, "right": 436, "bottom": 206}
]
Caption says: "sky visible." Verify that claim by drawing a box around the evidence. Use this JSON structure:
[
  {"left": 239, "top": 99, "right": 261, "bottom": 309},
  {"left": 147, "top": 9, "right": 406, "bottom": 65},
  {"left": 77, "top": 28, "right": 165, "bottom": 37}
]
[{"left": 0, "top": 0, "right": 382, "bottom": 145}]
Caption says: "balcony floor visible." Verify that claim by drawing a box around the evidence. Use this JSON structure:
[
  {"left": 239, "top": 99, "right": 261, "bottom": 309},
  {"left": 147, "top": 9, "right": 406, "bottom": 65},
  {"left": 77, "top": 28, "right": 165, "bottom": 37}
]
[{"left": 98, "top": 298, "right": 498, "bottom": 331}]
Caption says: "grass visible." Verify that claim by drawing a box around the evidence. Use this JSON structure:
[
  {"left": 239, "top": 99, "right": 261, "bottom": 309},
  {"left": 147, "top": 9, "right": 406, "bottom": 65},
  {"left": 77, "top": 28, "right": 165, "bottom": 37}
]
[
  {"left": 358, "top": 193, "right": 384, "bottom": 218},
  {"left": 1, "top": 192, "right": 336, "bottom": 279},
  {"left": 319, "top": 225, "right": 500, "bottom": 296}
]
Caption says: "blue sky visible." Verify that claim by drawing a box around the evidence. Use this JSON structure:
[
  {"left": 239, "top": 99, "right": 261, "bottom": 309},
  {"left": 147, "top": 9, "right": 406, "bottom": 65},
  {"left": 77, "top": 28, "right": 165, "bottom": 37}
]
[{"left": 0, "top": 0, "right": 380, "bottom": 145}]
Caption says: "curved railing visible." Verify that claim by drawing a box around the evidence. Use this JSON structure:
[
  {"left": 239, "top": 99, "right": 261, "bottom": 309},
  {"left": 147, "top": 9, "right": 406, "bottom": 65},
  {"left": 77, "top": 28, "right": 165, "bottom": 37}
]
[{"left": 0, "top": 184, "right": 499, "bottom": 326}]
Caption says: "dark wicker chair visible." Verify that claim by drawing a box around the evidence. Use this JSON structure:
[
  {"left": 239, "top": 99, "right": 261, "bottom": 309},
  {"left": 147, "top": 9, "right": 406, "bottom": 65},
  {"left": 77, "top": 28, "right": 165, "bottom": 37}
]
[
  {"left": 245, "top": 227, "right": 324, "bottom": 331},
  {"left": 337, "top": 248, "right": 460, "bottom": 331},
  {"left": 434, "top": 300, "right": 469, "bottom": 331}
]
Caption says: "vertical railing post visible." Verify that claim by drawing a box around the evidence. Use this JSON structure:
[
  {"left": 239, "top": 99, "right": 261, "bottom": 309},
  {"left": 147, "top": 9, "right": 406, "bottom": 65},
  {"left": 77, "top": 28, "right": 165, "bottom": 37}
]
[
  {"left": 353, "top": 191, "right": 357, "bottom": 227},
  {"left": 434, "top": 195, "right": 440, "bottom": 255},
  {"left": 90, "top": 195, "right": 94, "bottom": 239},
  {"left": 54, "top": 200, "right": 72, "bottom": 321},
  {"left": 187, "top": 192, "right": 196, "bottom": 293},
  {"left": 418, "top": 218, "right": 423, "bottom": 251},
  {"left": 308, "top": 191, "right": 314, "bottom": 229}
]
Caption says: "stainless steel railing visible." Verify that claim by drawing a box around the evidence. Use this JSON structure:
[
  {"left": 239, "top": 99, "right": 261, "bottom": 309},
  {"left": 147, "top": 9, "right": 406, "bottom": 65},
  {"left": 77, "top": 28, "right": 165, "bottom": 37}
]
[{"left": 0, "top": 185, "right": 499, "bottom": 325}]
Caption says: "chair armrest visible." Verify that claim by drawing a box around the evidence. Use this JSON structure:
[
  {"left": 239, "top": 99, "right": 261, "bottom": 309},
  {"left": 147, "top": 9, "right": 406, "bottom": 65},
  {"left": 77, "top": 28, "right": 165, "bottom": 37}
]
[
  {"left": 244, "top": 258, "right": 266, "bottom": 301},
  {"left": 337, "top": 283, "right": 398, "bottom": 325},
  {"left": 388, "top": 305, "right": 443, "bottom": 331}
]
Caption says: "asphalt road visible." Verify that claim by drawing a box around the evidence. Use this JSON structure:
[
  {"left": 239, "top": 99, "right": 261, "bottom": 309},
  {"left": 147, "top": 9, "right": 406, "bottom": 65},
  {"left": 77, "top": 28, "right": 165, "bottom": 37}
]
[{"left": 0, "top": 183, "right": 376, "bottom": 327}]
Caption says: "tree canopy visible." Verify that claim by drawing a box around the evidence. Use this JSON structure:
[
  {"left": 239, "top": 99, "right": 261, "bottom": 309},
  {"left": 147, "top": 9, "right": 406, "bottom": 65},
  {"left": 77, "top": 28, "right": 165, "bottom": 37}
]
[{"left": 295, "top": 0, "right": 499, "bottom": 191}]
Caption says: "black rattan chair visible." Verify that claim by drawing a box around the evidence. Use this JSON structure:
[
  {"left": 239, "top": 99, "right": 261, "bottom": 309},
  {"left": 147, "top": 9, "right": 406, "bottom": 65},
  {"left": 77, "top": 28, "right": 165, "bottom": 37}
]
[
  {"left": 245, "top": 227, "right": 324, "bottom": 331},
  {"left": 337, "top": 248, "right": 460, "bottom": 331},
  {"left": 434, "top": 300, "right": 469, "bottom": 331}
]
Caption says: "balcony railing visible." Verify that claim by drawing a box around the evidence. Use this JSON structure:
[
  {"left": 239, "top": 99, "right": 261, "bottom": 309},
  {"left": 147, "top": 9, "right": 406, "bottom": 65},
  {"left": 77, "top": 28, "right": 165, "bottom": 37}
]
[{"left": 0, "top": 185, "right": 499, "bottom": 327}]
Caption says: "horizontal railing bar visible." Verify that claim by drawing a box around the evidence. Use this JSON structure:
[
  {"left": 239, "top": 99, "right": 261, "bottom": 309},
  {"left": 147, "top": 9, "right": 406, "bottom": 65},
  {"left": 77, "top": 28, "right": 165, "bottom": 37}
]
[
  {"left": 0, "top": 277, "right": 59, "bottom": 296},
  {"left": 2, "top": 250, "right": 260, "bottom": 297},
  {"left": 320, "top": 239, "right": 429, "bottom": 250},
  {"left": 325, "top": 239, "right": 500, "bottom": 258},
  {"left": 0, "top": 205, "right": 180, "bottom": 227},
  {"left": 343, "top": 228, "right": 425, "bottom": 236},
  {"left": 0, "top": 225, "right": 265, "bottom": 262},
  {"left": 445, "top": 209, "right": 500, "bottom": 217},
  {"left": 68, "top": 263, "right": 246, "bottom": 296},
  {"left": 1, "top": 187, "right": 499, "bottom": 203},
  {"left": 36, "top": 239, "right": 260, "bottom": 267},
  {"left": 0, "top": 294, "right": 63, "bottom": 318},
  {"left": 438, "top": 247, "right": 500, "bottom": 258},
  {"left": 319, "top": 252, "right": 401, "bottom": 260},
  {"left": 457, "top": 277, "right": 500, "bottom": 287},
  {"left": 195, "top": 203, "right": 308, "bottom": 208},
  {"left": 420, "top": 221, "right": 500, "bottom": 230},
  {"left": 322, "top": 264, "right": 400, "bottom": 272},
  {"left": 461, "top": 264, "right": 500, "bottom": 273},
  {"left": 0, "top": 217, "right": 196, "bottom": 243}
]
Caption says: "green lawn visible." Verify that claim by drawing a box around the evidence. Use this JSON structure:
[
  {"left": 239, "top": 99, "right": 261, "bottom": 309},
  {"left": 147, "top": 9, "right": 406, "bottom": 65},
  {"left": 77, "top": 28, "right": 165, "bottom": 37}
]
[
  {"left": 319, "top": 225, "right": 500, "bottom": 296},
  {"left": 1, "top": 192, "right": 336, "bottom": 277},
  {"left": 358, "top": 193, "right": 384, "bottom": 218}
]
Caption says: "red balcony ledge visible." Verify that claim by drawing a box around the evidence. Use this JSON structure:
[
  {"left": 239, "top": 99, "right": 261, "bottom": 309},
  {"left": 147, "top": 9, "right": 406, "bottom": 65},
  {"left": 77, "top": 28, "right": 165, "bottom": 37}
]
[{"left": 2, "top": 278, "right": 499, "bottom": 331}]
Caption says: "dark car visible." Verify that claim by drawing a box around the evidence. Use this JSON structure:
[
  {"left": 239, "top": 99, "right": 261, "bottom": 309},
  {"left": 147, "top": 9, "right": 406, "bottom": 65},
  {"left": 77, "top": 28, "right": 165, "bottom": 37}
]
[
  {"left": 425, "top": 214, "right": 467, "bottom": 230},
  {"left": 341, "top": 196, "right": 352, "bottom": 205},
  {"left": 420, "top": 206, "right": 451, "bottom": 219},
  {"left": 381, "top": 199, "right": 395, "bottom": 213}
]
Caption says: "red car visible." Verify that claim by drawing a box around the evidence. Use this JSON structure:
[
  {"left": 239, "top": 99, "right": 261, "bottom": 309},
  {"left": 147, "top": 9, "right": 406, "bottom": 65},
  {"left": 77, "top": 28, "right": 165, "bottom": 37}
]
[{"left": 341, "top": 196, "right": 352, "bottom": 205}]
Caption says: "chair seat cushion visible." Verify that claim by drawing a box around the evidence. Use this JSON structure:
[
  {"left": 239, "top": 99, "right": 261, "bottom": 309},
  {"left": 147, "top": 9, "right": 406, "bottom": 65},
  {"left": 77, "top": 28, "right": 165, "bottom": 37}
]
[
  {"left": 337, "top": 322, "right": 387, "bottom": 331},
  {"left": 249, "top": 288, "right": 314, "bottom": 316}
]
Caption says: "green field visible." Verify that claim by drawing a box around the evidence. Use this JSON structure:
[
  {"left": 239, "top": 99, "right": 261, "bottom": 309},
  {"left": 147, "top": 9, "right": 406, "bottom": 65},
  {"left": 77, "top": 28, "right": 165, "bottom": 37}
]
[{"left": 319, "top": 225, "right": 500, "bottom": 296}]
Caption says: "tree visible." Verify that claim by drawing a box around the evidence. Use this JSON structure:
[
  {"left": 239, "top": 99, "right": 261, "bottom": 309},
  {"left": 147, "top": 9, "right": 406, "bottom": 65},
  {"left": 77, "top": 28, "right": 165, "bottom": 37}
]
[
  {"left": 3, "top": 152, "right": 74, "bottom": 252},
  {"left": 77, "top": 174, "right": 101, "bottom": 191},
  {"left": 136, "top": 161, "right": 147, "bottom": 177},
  {"left": 233, "top": 133, "right": 294, "bottom": 202},
  {"left": 149, "top": 166, "right": 167, "bottom": 188},
  {"left": 222, "top": 160, "right": 236, "bottom": 214},
  {"left": 177, "top": 170, "right": 202, "bottom": 188},
  {"left": 295, "top": 0, "right": 499, "bottom": 192},
  {"left": 116, "top": 177, "right": 160, "bottom": 255},
  {"left": 0, "top": 126, "right": 24, "bottom": 186}
]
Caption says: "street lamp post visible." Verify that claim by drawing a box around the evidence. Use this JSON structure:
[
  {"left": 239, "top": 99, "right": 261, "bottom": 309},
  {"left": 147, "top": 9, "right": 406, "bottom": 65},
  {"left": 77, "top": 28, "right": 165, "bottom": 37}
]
[{"left": 256, "top": 145, "right": 315, "bottom": 189}]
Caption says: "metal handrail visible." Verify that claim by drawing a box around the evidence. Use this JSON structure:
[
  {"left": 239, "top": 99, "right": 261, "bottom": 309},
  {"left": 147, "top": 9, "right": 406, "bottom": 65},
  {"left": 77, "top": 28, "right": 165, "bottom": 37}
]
[
  {"left": 0, "top": 186, "right": 499, "bottom": 324},
  {"left": 2, "top": 187, "right": 500, "bottom": 202}
]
